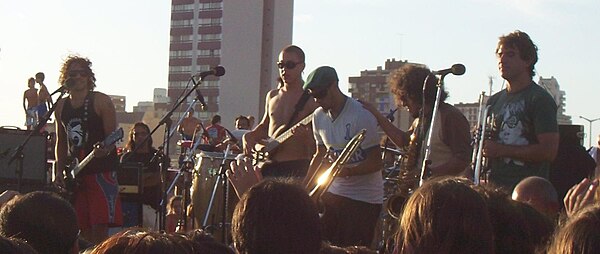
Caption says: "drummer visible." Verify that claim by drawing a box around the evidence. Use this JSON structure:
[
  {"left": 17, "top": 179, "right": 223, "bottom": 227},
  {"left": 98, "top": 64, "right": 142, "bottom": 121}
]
[{"left": 177, "top": 109, "right": 203, "bottom": 166}]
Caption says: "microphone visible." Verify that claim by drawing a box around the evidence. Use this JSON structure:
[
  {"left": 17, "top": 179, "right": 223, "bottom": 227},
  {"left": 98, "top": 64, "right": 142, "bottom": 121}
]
[
  {"left": 194, "top": 66, "right": 226, "bottom": 79},
  {"left": 50, "top": 78, "right": 76, "bottom": 96},
  {"left": 432, "top": 64, "right": 466, "bottom": 76},
  {"left": 195, "top": 89, "right": 206, "bottom": 110}
]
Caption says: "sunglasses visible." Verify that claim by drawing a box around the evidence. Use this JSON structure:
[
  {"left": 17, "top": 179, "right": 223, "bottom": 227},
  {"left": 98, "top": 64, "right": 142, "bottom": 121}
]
[
  {"left": 68, "top": 70, "right": 88, "bottom": 78},
  {"left": 309, "top": 87, "right": 329, "bottom": 99},
  {"left": 277, "top": 61, "right": 302, "bottom": 69}
]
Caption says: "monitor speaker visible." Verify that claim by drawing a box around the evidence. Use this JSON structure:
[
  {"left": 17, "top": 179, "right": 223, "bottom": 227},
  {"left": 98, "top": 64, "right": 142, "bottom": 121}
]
[{"left": 0, "top": 128, "right": 48, "bottom": 187}]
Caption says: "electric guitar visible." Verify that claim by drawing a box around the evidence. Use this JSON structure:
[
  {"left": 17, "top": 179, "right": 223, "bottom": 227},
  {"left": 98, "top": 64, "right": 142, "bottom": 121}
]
[
  {"left": 64, "top": 127, "right": 124, "bottom": 191},
  {"left": 253, "top": 114, "right": 313, "bottom": 163}
]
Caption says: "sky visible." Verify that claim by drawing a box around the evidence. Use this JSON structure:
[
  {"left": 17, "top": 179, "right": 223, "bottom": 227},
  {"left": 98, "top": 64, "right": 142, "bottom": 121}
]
[{"left": 1, "top": 0, "right": 599, "bottom": 147}]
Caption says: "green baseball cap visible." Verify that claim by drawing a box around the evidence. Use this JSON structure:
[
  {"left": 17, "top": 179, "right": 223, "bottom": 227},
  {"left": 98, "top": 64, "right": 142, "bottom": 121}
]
[{"left": 303, "top": 66, "right": 339, "bottom": 90}]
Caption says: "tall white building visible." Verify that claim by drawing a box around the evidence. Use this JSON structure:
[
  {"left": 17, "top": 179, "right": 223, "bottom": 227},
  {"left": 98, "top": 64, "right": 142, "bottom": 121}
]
[
  {"left": 168, "top": 0, "right": 294, "bottom": 129},
  {"left": 538, "top": 76, "right": 571, "bottom": 125}
]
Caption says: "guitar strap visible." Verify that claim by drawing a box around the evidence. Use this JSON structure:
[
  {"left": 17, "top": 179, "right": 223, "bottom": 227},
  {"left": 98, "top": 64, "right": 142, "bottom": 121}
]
[{"left": 281, "top": 90, "right": 311, "bottom": 135}]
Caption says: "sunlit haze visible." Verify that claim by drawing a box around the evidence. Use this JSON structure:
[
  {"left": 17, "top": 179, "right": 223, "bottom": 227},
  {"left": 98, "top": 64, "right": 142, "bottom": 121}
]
[{"left": 1, "top": 0, "right": 599, "bottom": 146}]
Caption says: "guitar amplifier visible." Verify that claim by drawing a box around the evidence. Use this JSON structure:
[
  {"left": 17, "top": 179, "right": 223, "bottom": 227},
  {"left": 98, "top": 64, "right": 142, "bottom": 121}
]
[
  {"left": 0, "top": 127, "right": 48, "bottom": 189},
  {"left": 118, "top": 162, "right": 145, "bottom": 196}
]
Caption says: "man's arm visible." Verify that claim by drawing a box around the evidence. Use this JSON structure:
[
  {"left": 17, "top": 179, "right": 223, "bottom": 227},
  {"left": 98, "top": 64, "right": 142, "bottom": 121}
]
[
  {"left": 359, "top": 100, "right": 410, "bottom": 147},
  {"left": 95, "top": 93, "right": 118, "bottom": 157},
  {"left": 54, "top": 100, "right": 67, "bottom": 185},
  {"left": 41, "top": 85, "right": 53, "bottom": 107},
  {"left": 304, "top": 145, "right": 328, "bottom": 188},
  {"left": 243, "top": 91, "right": 273, "bottom": 155},
  {"left": 483, "top": 132, "right": 559, "bottom": 163},
  {"left": 22, "top": 91, "right": 27, "bottom": 112}
]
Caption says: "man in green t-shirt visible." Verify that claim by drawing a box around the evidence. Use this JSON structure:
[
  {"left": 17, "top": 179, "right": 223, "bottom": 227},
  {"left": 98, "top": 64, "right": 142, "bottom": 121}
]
[{"left": 483, "top": 30, "right": 559, "bottom": 190}]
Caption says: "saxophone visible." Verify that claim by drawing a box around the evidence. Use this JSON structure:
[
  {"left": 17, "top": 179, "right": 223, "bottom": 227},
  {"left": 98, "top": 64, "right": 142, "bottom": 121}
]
[{"left": 386, "top": 118, "right": 423, "bottom": 219}]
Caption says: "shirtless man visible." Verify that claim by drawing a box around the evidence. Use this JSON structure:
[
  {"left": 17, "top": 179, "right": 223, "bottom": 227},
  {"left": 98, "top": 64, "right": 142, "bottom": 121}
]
[
  {"left": 22, "top": 77, "right": 38, "bottom": 130},
  {"left": 177, "top": 108, "right": 202, "bottom": 141},
  {"left": 35, "top": 72, "right": 52, "bottom": 120},
  {"left": 242, "top": 45, "right": 318, "bottom": 178}
]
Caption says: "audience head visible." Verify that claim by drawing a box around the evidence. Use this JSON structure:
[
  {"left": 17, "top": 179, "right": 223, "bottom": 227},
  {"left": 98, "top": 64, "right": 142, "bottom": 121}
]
[
  {"left": 512, "top": 176, "right": 560, "bottom": 219},
  {"left": 167, "top": 195, "right": 183, "bottom": 215},
  {"left": 232, "top": 178, "right": 321, "bottom": 254},
  {"left": 90, "top": 228, "right": 233, "bottom": 254},
  {"left": 235, "top": 115, "right": 250, "bottom": 130},
  {"left": 0, "top": 235, "right": 38, "bottom": 254},
  {"left": 397, "top": 177, "right": 494, "bottom": 254},
  {"left": 476, "top": 184, "right": 554, "bottom": 254},
  {"left": 0, "top": 191, "right": 79, "bottom": 254},
  {"left": 547, "top": 203, "right": 600, "bottom": 254},
  {"left": 90, "top": 228, "right": 183, "bottom": 254}
]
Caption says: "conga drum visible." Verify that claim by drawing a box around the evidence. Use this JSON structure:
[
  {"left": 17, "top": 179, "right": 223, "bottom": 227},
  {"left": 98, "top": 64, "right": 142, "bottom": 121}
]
[{"left": 190, "top": 151, "right": 237, "bottom": 242}]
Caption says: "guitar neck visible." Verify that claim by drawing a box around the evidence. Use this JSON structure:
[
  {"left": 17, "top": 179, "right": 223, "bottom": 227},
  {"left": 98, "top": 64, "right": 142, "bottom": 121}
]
[
  {"left": 275, "top": 115, "right": 312, "bottom": 143},
  {"left": 72, "top": 151, "right": 96, "bottom": 177}
]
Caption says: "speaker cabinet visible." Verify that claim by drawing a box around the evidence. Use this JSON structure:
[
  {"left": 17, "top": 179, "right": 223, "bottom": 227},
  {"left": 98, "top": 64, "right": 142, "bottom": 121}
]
[{"left": 0, "top": 128, "right": 48, "bottom": 187}]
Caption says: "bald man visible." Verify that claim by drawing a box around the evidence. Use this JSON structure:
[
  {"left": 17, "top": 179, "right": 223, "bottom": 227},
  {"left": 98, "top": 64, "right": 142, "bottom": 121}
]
[{"left": 511, "top": 176, "right": 559, "bottom": 220}]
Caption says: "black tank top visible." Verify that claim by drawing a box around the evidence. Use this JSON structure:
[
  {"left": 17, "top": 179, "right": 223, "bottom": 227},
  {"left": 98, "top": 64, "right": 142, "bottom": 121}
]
[{"left": 60, "top": 91, "right": 117, "bottom": 174}]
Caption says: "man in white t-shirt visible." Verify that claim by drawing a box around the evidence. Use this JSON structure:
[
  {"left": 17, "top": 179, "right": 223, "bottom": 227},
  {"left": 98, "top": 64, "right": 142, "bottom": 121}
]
[{"left": 303, "top": 66, "right": 383, "bottom": 247}]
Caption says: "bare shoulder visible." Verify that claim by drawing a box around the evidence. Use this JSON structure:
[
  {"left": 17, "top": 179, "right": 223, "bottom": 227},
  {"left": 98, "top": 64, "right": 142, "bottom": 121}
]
[
  {"left": 266, "top": 88, "right": 281, "bottom": 100},
  {"left": 94, "top": 91, "right": 113, "bottom": 103},
  {"left": 93, "top": 91, "right": 116, "bottom": 112}
]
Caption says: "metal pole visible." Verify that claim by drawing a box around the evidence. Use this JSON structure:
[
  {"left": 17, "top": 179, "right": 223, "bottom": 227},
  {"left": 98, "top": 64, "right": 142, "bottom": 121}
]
[{"left": 579, "top": 116, "right": 600, "bottom": 148}]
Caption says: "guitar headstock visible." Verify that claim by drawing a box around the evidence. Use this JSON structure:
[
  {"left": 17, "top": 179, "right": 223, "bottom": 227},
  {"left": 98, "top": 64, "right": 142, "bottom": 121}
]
[{"left": 102, "top": 127, "right": 124, "bottom": 148}]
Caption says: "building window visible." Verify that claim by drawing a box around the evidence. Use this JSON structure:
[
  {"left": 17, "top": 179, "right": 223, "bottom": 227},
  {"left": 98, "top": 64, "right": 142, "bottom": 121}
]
[
  {"left": 172, "top": 4, "right": 194, "bottom": 12},
  {"left": 197, "top": 49, "right": 220, "bottom": 57},
  {"left": 198, "top": 18, "right": 222, "bottom": 27},
  {"left": 169, "top": 66, "right": 193, "bottom": 73},
  {"left": 170, "top": 35, "right": 193, "bottom": 43},
  {"left": 170, "top": 50, "right": 193, "bottom": 58},
  {"left": 199, "top": 2, "right": 223, "bottom": 10},
  {"left": 171, "top": 19, "right": 193, "bottom": 28},
  {"left": 199, "top": 33, "right": 222, "bottom": 42}
]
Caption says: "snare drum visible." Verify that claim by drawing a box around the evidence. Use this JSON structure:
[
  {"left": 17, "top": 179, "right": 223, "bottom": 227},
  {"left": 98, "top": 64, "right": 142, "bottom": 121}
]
[{"left": 191, "top": 151, "right": 238, "bottom": 241}]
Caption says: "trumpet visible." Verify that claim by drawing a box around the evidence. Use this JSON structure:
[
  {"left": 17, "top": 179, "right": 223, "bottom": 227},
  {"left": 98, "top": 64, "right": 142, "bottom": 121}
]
[
  {"left": 306, "top": 129, "right": 366, "bottom": 201},
  {"left": 471, "top": 92, "right": 494, "bottom": 185}
]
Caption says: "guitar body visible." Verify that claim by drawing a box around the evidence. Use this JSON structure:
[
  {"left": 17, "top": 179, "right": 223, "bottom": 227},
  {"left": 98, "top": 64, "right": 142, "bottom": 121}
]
[{"left": 62, "top": 128, "right": 124, "bottom": 194}]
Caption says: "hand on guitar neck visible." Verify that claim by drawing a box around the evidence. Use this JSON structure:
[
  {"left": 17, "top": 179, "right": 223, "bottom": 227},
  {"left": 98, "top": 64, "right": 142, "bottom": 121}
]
[{"left": 248, "top": 114, "right": 313, "bottom": 162}]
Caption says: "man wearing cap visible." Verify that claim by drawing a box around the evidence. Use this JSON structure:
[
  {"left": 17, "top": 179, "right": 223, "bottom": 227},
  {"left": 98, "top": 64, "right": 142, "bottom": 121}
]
[
  {"left": 242, "top": 45, "right": 319, "bottom": 177},
  {"left": 304, "top": 66, "right": 383, "bottom": 247}
]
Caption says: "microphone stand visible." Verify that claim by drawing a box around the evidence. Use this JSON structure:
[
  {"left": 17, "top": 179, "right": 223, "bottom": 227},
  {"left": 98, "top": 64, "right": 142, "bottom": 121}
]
[
  {"left": 418, "top": 73, "right": 448, "bottom": 187},
  {"left": 6, "top": 86, "right": 68, "bottom": 192}
]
